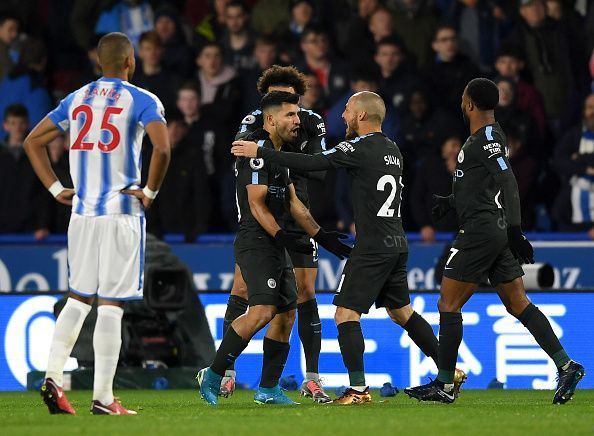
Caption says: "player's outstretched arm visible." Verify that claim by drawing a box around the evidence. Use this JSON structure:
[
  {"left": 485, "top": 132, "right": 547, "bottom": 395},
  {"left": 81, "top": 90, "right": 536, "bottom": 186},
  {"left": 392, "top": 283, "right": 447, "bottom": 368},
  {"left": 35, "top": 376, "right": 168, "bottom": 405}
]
[
  {"left": 123, "top": 120, "right": 171, "bottom": 209},
  {"left": 23, "top": 116, "right": 75, "bottom": 206},
  {"left": 231, "top": 140, "right": 333, "bottom": 171},
  {"left": 288, "top": 185, "right": 351, "bottom": 259},
  {"left": 247, "top": 184, "right": 312, "bottom": 254}
]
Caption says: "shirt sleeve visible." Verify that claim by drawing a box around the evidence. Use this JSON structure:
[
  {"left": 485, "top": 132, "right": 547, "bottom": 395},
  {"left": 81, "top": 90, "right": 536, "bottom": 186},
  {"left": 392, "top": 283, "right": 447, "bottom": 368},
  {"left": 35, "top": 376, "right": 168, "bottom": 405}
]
[
  {"left": 47, "top": 94, "right": 74, "bottom": 132},
  {"left": 321, "top": 141, "right": 361, "bottom": 169},
  {"left": 238, "top": 141, "right": 271, "bottom": 186},
  {"left": 257, "top": 140, "right": 360, "bottom": 171},
  {"left": 474, "top": 135, "right": 522, "bottom": 227},
  {"left": 139, "top": 97, "right": 166, "bottom": 126},
  {"left": 305, "top": 113, "right": 327, "bottom": 154},
  {"left": 235, "top": 110, "right": 262, "bottom": 140}
]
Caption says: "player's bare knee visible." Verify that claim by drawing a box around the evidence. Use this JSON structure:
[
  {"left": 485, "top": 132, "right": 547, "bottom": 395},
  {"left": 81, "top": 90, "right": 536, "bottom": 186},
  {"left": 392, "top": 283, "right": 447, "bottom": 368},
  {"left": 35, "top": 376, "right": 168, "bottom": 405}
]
[
  {"left": 506, "top": 299, "right": 530, "bottom": 318},
  {"left": 437, "top": 297, "right": 460, "bottom": 313},
  {"left": 249, "top": 305, "right": 276, "bottom": 328},
  {"left": 335, "top": 306, "right": 360, "bottom": 324},
  {"left": 230, "top": 283, "right": 248, "bottom": 299},
  {"left": 278, "top": 310, "right": 297, "bottom": 337},
  {"left": 297, "top": 286, "right": 316, "bottom": 304},
  {"left": 387, "top": 305, "right": 413, "bottom": 326}
]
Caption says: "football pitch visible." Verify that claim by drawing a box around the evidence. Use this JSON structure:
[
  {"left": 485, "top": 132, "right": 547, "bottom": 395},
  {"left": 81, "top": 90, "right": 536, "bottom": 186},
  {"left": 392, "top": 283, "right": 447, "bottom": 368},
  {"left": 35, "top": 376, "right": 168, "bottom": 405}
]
[{"left": 1, "top": 389, "right": 593, "bottom": 435}]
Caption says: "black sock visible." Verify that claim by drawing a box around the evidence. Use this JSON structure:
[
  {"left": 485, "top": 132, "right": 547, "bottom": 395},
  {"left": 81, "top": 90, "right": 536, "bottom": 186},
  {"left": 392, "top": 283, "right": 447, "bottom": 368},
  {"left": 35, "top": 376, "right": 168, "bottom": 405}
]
[
  {"left": 337, "top": 321, "right": 365, "bottom": 386},
  {"left": 211, "top": 327, "right": 249, "bottom": 377},
  {"left": 437, "top": 312, "right": 463, "bottom": 385},
  {"left": 403, "top": 311, "right": 439, "bottom": 367},
  {"left": 297, "top": 299, "right": 321, "bottom": 374},
  {"left": 222, "top": 295, "right": 248, "bottom": 370},
  {"left": 517, "top": 303, "right": 569, "bottom": 368},
  {"left": 260, "top": 337, "right": 290, "bottom": 388}
]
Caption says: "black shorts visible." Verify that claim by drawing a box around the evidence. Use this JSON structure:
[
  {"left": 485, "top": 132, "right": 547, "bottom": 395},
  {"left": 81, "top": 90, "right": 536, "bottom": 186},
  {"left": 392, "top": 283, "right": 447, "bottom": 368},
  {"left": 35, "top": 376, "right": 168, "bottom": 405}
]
[
  {"left": 234, "top": 237, "right": 297, "bottom": 312},
  {"left": 333, "top": 251, "right": 410, "bottom": 314},
  {"left": 443, "top": 218, "right": 524, "bottom": 286}
]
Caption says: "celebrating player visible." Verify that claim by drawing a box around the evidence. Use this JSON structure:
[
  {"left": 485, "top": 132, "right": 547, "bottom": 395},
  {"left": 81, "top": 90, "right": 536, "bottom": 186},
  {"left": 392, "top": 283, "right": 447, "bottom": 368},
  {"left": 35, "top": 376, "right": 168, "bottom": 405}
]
[
  {"left": 403, "top": 78, "right": 584, "bottom": 404},
  {"left": 231, "top": 91, "right": 465, "bottom": 404},
  {"left": 197, "top": 91, "right": 350, "bottom": 406},
  {"left": 221, "top": 65, "right": 331, "bottom": 402},
  {"left": 24, "top": 32, "right": 170, "bottom": 415}
]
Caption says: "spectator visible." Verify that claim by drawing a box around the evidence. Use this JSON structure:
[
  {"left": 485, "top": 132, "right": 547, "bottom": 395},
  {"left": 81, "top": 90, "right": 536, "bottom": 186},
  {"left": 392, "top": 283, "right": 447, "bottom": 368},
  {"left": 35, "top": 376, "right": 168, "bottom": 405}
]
[
  {"left": 411, "top": 135, "right": 461, "bottom": 241},
  {"left": 506, "top": 0, "right": 578, "bottom": 136},
  {"left": 493, "top": 44, "right": 547, "bottom": 140},
  {"left": 590, "top": 49, "right": 594, "bottom": 93},
  {"left": 300, "top": 73, "right": 324, "bottom": 113},
  {"left": 133, "top": 31, "right": 182, "bottom": 113},
  {"left": 391, "top": 0, "right": 439, "bottom": 69},
  {"left": 424, "top": 24, "right": 480, "bottom": 113},
  {"left": 288, "top": 0, "right": 315, "bottom": 38},
  {"left": 544, "top": 0, "right": 588, "bottom": 93},
  {"left": 0, "top": 38, "right": 53, "bottom": 138},
  {"left": 400, "top": 86, "right": 462, "bottom": 162},
  {"left": 586, "top": 1, "right": 594, "bottom": 57},
  {"left": 250, "top": 0, "right": 290, "bottom": 36},
  {"left": 335, "top": 0, "right": 380, "bottom": 57},
  {"left": 195, "top": 42, "right": 241, "bottom": 128},
  {"left": 506, "top": 126, "right": 539, "bottom": 230},
  {"left": 0, "top": 104, "right": 47, "bottom": 237},
  {"left": 0, "top": 12, "right": 19, "bottom": 80},
  {"left": 175, "top": 81, "right": 231, "bottom": 230},
  {"left": 154, "top": 7, "right": 194, "bottom": 79},
  {"left": 374, "top": 36, "right": 421, "bottom": 114},
  {"left": 176, "top": 82, "right": 217, "bottom": 178},
  {"left": 221, "top": 1, "right": 256, "bottom": 70},
  {"left": 70, "top": 0, "right": 119, "bottom": 50},
  {"left": 239, "top": 36, "right": 279, "bottom": 114},
  {"left": 447, "top": 0, "right": 512, "bottom": 71},
  {"left": 75, "top": 34, "right": 104, "bottom": 89},
  {"left": 552, "top": 93, "right": 594, "bottom": 236},
  {"left": 147, "top": 115, "right": 211, "bottom": 242},
  {"left": 346, "top": 6, "right": 395, "bottom": 64},
  {"left": 326, "top": 67, "right": 400, "bottom": 144},
  {"left": 278, "top": 0, "right": 316, "bottom": 63},
  {"left": 297, "top": 25, "right": 350, "bottom": 108},
  {"left": 494, "top": 76, "right": 540, "bottom": 153},
  {"left": 194, "top": 0, "right": 230, "bottom": 44},
  {"left": 93, "top": 0, "right": 154, "bottom": 50}
]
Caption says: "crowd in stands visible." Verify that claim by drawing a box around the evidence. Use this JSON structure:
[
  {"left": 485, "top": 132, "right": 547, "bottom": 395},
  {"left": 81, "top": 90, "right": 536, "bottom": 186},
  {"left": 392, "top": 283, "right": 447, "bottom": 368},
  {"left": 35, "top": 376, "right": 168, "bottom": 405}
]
[{"left": 1, "top": 0, "right": 594, "bottom": 242}]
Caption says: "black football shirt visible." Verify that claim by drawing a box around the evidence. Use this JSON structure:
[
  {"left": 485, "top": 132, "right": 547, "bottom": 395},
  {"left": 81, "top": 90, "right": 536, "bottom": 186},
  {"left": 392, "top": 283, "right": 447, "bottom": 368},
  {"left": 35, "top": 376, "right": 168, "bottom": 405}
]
[{"left": 258, "top": 132, "right": 408, "bottom": 254}]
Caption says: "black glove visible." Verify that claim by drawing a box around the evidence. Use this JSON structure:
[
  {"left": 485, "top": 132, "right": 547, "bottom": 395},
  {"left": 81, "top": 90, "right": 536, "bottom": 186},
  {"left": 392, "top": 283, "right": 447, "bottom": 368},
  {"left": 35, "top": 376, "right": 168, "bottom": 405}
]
[
  {"left": 274, "top": 229, "right": 314, "bottom": 254},
  {"left": 313, "top": 228, "right": 352, "bottom": 259},
  {"left": 431, "top": 194, "right": 454, "bottom": 223},
  {"left": 507, "top": 226, "right": 535, "bottom": 264}
]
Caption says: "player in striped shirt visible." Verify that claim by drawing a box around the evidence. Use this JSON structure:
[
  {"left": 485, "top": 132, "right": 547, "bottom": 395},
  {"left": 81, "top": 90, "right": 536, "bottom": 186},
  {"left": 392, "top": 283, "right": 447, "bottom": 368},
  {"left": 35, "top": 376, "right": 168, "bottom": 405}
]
[{"left": 24, "top": 32, "right": 170, "bottom": 415}]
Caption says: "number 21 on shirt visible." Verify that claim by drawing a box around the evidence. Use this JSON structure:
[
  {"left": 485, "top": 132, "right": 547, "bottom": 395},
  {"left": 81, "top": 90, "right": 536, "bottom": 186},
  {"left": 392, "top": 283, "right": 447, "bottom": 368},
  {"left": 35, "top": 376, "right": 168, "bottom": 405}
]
[
  {"left": 377, "top": 174, "right": 404, "bottom": 218},
  {"left": 71, "top": 105, "right": 123, "bottom": 152}
]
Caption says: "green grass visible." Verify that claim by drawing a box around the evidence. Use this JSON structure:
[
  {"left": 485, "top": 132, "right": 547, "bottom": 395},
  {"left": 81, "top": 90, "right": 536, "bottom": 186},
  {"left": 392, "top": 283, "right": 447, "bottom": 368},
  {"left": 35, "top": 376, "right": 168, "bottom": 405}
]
[{"left": 1, "top": 389, "right": 593, "bottom": 436}]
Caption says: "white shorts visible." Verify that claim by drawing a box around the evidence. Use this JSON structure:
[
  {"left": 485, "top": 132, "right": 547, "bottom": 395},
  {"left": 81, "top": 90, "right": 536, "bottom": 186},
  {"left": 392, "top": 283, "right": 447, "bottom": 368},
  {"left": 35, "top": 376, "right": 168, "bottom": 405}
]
[{"left": 68, "top": 213, "right": 145, "bottom": 301}]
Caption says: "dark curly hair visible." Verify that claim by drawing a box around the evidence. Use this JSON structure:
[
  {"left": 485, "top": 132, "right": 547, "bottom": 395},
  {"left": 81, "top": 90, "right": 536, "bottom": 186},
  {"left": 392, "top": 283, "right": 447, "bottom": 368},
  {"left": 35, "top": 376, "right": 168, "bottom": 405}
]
[{"left": 256, "top": 65, "right": 307, "bottom": 96}]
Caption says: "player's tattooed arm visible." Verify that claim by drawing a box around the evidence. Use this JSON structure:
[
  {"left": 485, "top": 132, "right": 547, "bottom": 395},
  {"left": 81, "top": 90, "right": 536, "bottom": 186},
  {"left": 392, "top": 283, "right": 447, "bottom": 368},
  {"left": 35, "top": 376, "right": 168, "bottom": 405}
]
[
  {"left": 288, "top": 184, "right": 321, "bottom": 236},
  {"left": 288, "top": 184, "right": 351, "bottom": 259},
  {"left": 246, "top": 184, "right": 282, "bottom": 237}
]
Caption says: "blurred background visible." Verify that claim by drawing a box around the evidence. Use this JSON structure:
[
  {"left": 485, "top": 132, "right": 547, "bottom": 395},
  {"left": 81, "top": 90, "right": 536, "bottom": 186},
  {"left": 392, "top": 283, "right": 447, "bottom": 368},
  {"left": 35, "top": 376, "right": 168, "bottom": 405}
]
[
  {"left": 1, "top": 0, "right": 594, "bottom": 240},
  {"left": 0, "top": 0, "right": 594, "bottom": 393}
]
